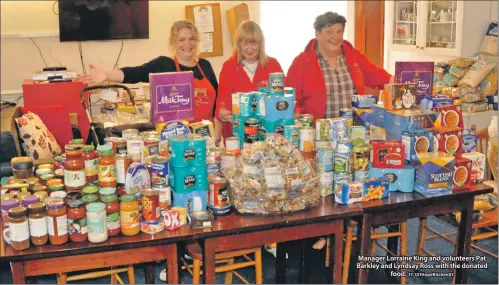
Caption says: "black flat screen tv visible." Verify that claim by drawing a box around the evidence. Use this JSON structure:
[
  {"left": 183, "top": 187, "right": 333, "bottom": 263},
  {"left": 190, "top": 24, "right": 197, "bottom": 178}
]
[{"left": 59, "top": 0, "right": 149, "bottom": 42}]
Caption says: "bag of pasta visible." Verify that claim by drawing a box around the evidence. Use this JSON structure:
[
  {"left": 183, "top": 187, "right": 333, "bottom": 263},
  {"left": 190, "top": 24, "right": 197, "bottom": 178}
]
[{"left": 263, "top": 159, "right": 287, "bottom": 200}]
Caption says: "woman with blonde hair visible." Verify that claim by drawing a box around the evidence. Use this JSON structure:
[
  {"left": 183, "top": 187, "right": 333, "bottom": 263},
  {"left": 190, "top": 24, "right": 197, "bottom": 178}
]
[
  {"left": 83, "top": 20, "right": 218, "bottom": 122},
  {"left": 214, "top": 20, "right": 283, "bottom": 145}
]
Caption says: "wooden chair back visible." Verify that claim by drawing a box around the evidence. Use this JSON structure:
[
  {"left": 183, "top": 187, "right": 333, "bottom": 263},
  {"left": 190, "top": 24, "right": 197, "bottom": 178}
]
[{"left": 471, "top": 124, "right": 493, "bottom": 181}]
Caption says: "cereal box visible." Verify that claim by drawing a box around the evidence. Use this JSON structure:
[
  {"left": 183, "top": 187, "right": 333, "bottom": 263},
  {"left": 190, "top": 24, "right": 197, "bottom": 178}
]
[
  {"left": 453, "top": 157, "right": 473, "bottom": 190},
  {"left": 433, "top": 104, "right": 464, "bottom": 129},
  {"left": 433, "top": 127, "right": 463, "bottom": 157},
  {"left": 149, "top": 71, "right": 194, "bottom": 124},
  {"left": 462, "top": 152, "right": 487, "bottom": 184},
  {"left": 414, "top": 152, "right": 455, "bottom": 197},
  {"left": 352, "top": 95, "right": 377, "bottom": 108},
  {"left": 362, "top": 177, "right": 390, "bottom": 201},
  {"left": 335, "top": 181, "right": 363, "bottom": 204},
  {"left": 371, "top": 140, "right": 405, "bottom": 169},
  {"left": 369, "top": 164, "right": 415, "bottom": 193},
  {"left": 401, "top": 129, "right": 434, "bottom": 162},
  {"left": 394, "top": 62, "right": 434, "bottom": 96},
  {"left": 383, "top": 83, "right": 418, "bottom": 110}
]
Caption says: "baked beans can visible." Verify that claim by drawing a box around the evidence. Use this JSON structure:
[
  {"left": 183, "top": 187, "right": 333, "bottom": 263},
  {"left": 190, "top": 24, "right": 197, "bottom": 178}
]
[
  {"left": 116, "top": 154, "right": 132, "bottom": 184},
  {"left": 154, "top": 185, "right": 171, "bottom": 210},
  {"left": 239, "top": 93, "right": 253, "bottom": 116},
  {"left": 112, "top": 137, "right": 127, "bottom": 154},
  {"left": 269, "top": 72, "right": 285, "bottom": 95},
  {"left": 122, "top": 129, "right": 139, "bottom": 140},
  {"left": 208, "top": 174, "right": 230, "bottom": 208},
  {"left": 299, "top": 128, "right": 315, "bottom": 152},
  {"left": 141, "top": 189, "right": 160, "bottom": 221},
  {"left": 320, "top": 171, "right": 334, "bottom": 196},
  {"left": 143, "top": 136, "right": 160, "bottom": 157},
  {"left": 340, "top": 108, "right": 354, "bottom": 128},
  {"left": 284, "top": 125, "right": 299, "bottom": 147},
  {"left": 299, "top": 114, "right": 314, "bottom": 128},
  {"left": 244, "top": 118, "right": 259, "bottom": 143},
  {"left": 316, "top": 119, "right": 330, "bottom": 141},
  {"left": 151, "top": 155, "right": 169, "bottom": 187},
  {"left": 354, "top": 170, "right": 370, "bottom": 182},
  {"left": 316, "top": 146, "right": 334, "bottom": 172},
  {"left": 127, "top": 136, "right": 144, "bottom": 162}
]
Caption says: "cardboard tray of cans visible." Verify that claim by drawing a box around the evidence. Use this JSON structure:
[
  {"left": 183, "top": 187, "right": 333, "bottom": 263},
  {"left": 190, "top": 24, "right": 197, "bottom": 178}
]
[{"left": 222, "top": 136, "right": 321, "bottom": 215}]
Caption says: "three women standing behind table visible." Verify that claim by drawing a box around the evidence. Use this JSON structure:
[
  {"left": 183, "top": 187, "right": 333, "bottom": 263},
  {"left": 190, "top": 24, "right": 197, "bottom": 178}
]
[
  {"left": 214, "top": 20, "right": 283, "bottom": 145},
  {"left": 83, "top": 20, "right": 218, "bottom": 123}
]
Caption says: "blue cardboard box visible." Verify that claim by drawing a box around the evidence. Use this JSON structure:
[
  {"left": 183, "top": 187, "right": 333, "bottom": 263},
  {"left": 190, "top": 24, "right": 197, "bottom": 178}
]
[
  {"left": 369, "top": 164, "right": 415, "bottom": 193},
  {"left": 414, "top": 152, "right": 455, "bottom": 197},
  {"left": 401, "top": 129, "right": 434, "bottom": 162}
]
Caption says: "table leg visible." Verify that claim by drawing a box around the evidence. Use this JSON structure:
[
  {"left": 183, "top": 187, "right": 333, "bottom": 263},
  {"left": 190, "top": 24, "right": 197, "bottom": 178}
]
[
  {"left": 166, "top": 244, "right": 179, "bottom": 284},
  {"left": 333, "top": 222, "right": 344, "bottom": 284},
  {"left": 386, "top": 223, "right": 400, "bottom": 283},
  {"left": 358, "top": 213, "right": 373, "bottom": 284},
  {"left": 10, "top": 262, "right": 26, "bottom": 284},
  {"left": 349, "top": 218, "right": 362, "bottom": 284},
  {"left": 299, "top": 239, "right": 311, "bottom": 284},
  {"left": 145, "top": 262, "right": 155, "bottom": 284},
  {"left": 276, "top": 242, "right": 287, "bottom": 284},
  {"left": 202, "top": 239, "right": 217, "bottom": 284},
  {"left": 454, "top": 199, "right": 474, "bottom": 284}
]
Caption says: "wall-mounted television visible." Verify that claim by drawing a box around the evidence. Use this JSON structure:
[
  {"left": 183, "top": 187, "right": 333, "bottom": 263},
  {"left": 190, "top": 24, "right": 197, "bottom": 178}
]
[{"left": 58, "top": 0, "right": 149, "bottom": 42}]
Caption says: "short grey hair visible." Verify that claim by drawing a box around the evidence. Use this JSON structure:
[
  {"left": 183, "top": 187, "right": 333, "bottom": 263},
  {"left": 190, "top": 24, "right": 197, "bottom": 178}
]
[{"left": 314, "top": 12, "right": 347, "bottom": 32}]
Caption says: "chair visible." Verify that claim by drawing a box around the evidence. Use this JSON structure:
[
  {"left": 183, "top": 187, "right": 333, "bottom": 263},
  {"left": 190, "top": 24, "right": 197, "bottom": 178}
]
[
  {"left": 471, "top": 124, "right": 494, "bottom": 181},
  {"left": 181, "top": 241, "right": 263, "bottom": 284},
  {"left": 325, "top": 219, "right": 408, "bottom": 284},
  {"left": 57, "top": 266, "right": 135, "bottom": 284}
]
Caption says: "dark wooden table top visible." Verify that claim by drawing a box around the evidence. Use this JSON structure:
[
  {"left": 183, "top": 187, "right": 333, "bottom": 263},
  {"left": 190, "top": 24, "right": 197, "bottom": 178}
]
[{"left": 360, "top": 184, "right": 494, "bottom": 213}]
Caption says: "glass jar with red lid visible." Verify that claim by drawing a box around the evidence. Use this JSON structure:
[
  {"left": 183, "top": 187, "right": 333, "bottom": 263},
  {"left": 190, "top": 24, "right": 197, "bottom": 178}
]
[
  {"left": 100, "top": 188, "right": 120, "bottom": 236},
  {"left": 64, "top": 144, "right": 86, "bottom": 192},
  {"left": 67, "top": 199, "right": 88, "bottom": 243},
  {"left": 82, "top": 145, "right": 98, "bottom": 183}
]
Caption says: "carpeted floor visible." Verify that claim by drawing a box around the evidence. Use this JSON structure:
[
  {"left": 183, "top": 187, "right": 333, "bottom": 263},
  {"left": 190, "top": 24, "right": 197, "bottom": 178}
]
[{"left": 0, "top": 217, "right": 497, "bottom": 284}]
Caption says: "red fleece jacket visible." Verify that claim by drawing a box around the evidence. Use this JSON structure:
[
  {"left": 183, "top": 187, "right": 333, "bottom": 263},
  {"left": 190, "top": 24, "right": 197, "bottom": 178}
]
[
  {"left": 285, "top": 39, "right": 392, "bottom": 121},
  {"left": 216, "top": 53, "right": 283, "bottom": 140}
]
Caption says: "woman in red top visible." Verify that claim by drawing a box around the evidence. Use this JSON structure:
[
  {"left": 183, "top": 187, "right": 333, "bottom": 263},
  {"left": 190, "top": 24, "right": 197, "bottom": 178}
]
[{"left": 214, "top": 20, "right": 283, "bottom": 145}]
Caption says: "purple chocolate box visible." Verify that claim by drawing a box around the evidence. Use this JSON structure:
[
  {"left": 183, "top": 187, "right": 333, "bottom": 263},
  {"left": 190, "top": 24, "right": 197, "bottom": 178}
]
[
  {"left": 149, "top": 71, "right": 194, "bottom": 124},
  {"left": 395, "top": 62, "right": 434, "bottom": 97}
]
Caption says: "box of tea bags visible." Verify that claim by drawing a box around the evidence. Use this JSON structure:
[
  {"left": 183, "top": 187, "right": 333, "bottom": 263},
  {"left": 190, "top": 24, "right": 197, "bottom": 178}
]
[
  {"left": 433, "top": 127, "right": 463, "bottom": 157},
  {"left": 453, "top": 157, "right": 472, "bottom": 190},
  {"left": 402, "top": 129, "right": 434, "bottom": 162},
  {"left": 462, "top": 152, "right": 487, "bottom": 184},
  {"left": 414, "top": 152, "right": 455, "bottom": 197},
  {"left": 433, "top": 104, "right": 464, "bottom": 129},
  {"left": 383, "top": 83, "right": 418, "bottom": 110}
]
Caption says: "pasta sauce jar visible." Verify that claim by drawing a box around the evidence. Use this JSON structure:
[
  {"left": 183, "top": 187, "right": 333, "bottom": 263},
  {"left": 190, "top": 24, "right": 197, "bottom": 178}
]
[
  {"left": 97, "top": 145, "right": 117, "bottom": 188},
  {"left": 120, "top": 195, "right": 140, "bottom": 236},
  {"left": 64, "top": 145, "right": 86, "bottom": 192},
  {"left": 46, "top": 197, "right": 69, "bottom": 245},
  {"left": 68, "top": 199, "right": 88, "bottom": 243},
  {"left": 100, "top": 188, "right": 120, "bottom": 237},
  {"left": 82, "top": 145, "right": 98, "bottom": 183}
]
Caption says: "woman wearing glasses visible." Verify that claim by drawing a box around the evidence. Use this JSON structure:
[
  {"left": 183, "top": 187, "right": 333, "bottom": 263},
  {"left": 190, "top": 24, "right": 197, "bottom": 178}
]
[
  {"left": 214, "top": 20, "right": 283, "bottom": 146},
  {"left": 286, "top": 12, "right": 393, "bottom": 121}
]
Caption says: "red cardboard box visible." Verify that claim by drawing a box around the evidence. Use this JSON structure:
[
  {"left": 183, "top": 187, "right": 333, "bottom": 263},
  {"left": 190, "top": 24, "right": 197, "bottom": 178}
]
[
  {"left": 453, "top": 157, "right": 472, "bottom": 190},
  {"left": 371, "top": 140, "right": 405, "bottom": 169},
  {"left": 433, "top": 104, "right": 464, "bottom": 129},
  {"left": 433, "top": 127, "right": 463, "bottom": 157}
]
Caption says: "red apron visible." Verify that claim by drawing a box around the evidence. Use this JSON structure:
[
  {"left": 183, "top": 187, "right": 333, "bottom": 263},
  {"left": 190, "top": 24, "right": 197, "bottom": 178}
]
[{"left": 175, "top": 57, "right": 216, "bottom": 122}]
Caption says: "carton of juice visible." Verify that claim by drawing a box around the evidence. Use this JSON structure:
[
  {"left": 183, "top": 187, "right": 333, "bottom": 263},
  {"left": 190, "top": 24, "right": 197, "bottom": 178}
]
[
  {"left": 414, "top": 152, "right": 455, "bottom": 197},
  {"left": 433, "top": 127, "right": 463, "bottom": 156},
  {"left": 453, "top": 157, "right": 473, "bottom": 190},
  {"left": 462, "top": 152, "right": 487, "bottom": 184}
]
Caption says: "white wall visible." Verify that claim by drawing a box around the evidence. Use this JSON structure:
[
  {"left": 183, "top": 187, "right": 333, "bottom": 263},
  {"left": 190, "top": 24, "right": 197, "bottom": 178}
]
[{"left": 0, "top": 1, "right": 259, "bottom": 95}]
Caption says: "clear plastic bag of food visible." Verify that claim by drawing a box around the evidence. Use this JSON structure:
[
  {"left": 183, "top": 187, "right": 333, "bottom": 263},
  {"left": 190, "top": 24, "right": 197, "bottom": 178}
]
[{"left": 263, "top": 160, "right": 287, "bottom": 200}]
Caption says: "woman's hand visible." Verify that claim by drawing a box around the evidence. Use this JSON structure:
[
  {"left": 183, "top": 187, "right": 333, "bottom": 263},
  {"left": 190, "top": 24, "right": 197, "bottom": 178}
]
[
  {"left": 213, "top": 117, "right": 223, "bottom": 147},
  {"left": 81, "top": 64, "right": 108, "bottom": 85},
  {"left": 220, "top": 108, "right": 233, "bottom": 123}
]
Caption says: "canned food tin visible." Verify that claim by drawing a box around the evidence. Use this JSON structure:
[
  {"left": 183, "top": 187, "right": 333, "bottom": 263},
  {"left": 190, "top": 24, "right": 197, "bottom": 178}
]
[
  {"left": 333, "top": 172, "right": 349, "bottom": 194},
  {"left": 206, "top": 150, "right": 221, "bottom": 174},
  {"left": 153, "top": 185, "right": 171, "bottom": 209},
  {"left": 320, "top": 171, "right": 334, "bottom": 196},
  {"left": 127, "top": 136, "right": 144, "bottom": 162},
  {"left": 352, "top": 145, "right": 370, "bottom": 170},
  {"left": 151, "top": 156, "right": 169, "bottom": 187},
  {"left": 141, "top": 189, "right": 160, "bottom": 221},
  {"left": 116, "top": 154, "right": 132, "bottom": 184},
  {"left": 244, "top": 118, "right": 259, "bottom": 143},
  {"left": 316, "top": 146, "right": 334, "bottom": 172},
  {"left": 284, "top": 125, "right": 299, "bottom": 147},
  {"left": 112, "top": 138, "right": 127, "bottom": 154},
  {"left": 143, "top": 136, "right": 160, "bottom": 158},
  {"left": 231, "top": 92, "right": 240, "bottom": 115},
  {"left": 122, "top": 129, "right": 139, "bottom": 140},
  {"left": 354, "top": 169, "right": 370, "bottom": 182},
  {"left": 299, "top": 128, "right": 315, "bottom": 152},
  {"left": 208, "top": 174, "right": 230, "bottom": 208},
  {"left": 269, "top": 72, "right": 285, "bottom": 95},
  {"left": 298, "top": 114, "right": 314, "bottom": 128},
  {"left": 334, "top": 149, "right": 351, "bottom": 173},
  {"left": 336, "top": 139, "right": 353, "bottom": 152},
  {"left": 316, "top": 140, "right": 332, "bottom": 149},
  {"left": 316, "top": 119, "right": 330, "bottom": 141}
]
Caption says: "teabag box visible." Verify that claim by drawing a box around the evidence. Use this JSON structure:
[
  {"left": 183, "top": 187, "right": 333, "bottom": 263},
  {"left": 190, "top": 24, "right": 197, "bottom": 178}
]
[
  {"left": 453, "top": 157, "right": 473, "bottom": 190},
  {"left": 369, "top": 164, "right": 415, "bottom": 193},
  {"left": 383, "top": 83, "right": 418, "bottom": 110},
  {"left": 149, "top": 71, "right": 194, "bottom": 124},
  {"left": 462, "top": 152, "right": 487, "bottom": 184},
  {"left": 401, "top": 129, "right": 434, "bottom": 162},
  {"left": 414, "top": 152, "right": 455, "bottom": 197},
  {"left": 395, "top": 62, "right": 434, "bottom": 99},
  {"left": 433, "top": 104, "right": 464, "bottom": 129},
  {"left": 433, "top": 127, "right": 463, "bottom": 157}
]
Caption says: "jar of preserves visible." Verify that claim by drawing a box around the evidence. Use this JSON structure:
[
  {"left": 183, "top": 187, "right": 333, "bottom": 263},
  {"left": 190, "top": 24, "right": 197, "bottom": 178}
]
[
  {"left": 50, "top": 191, "right": 67, "bottom": 200},
  {"left": 82, "top": 194, "right": 99, "bottom": 205},
  {"left": 28, "top": 202, "right": 48, "bottom": 246},
  {"left": 1, "top": 199, "right": 19, "bottom": 228},
  {"left": 100, "top": 188, "right": 120, "bottom": 237},
  {"left": 70, "top": 139, "right": 84, "bottom": 147},
  {"left": 117, "top": 183, "right": 126, "bottom": 197},
  {"left": 1, "top": 193, "right": 15, "bottom": 202},
  {"left": 8, "top": 206, "right": 30, "bottom": 250},
  {"left": 32, "top": 185, "right": 47, "bottom": 193},
  {"left": 16, "top": 191, "right": 31, "bottom": 204},
  {"left": 68, "top": 199, "right": 88, "bottom": 243},
  {"left": 22, "top": 195, "right": 40, "bottom": 208},
  {"left": 82, "top": 184, "right": 99, "bottom": 196},
  {"left": 86, "top": 202, "right": 108, "bottom": 243},
  {"left": 53, "top": 156, "right": 63, "bottom": 171},
  {"left": 36, "top": 168, "right": 53, "bottom": 178},
  {"left": 82, "top": 145, "right": 98, "bottom": 183},
  {"left": 120, "top": 195, "right": 140, "bottom": 236},
  {"left": 65, "top": 192, "right": 83, "bottom": 205},
  {"left": 97, "top": 145, "right": 117, "bottom": 188},
  {"left": 33, "top": 191, "right": 48, "bottom": 203},
  {"left": 64, "top": 145, "right": 86, "bottom": 192},
  {"left": 46, "top": 197, "right": 68, "bottom": 245}
]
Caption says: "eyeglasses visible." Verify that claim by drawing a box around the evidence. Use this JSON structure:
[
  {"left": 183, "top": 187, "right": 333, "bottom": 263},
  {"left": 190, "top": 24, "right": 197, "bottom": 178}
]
[{"left": 240, "top": 41, "right": 259, "bottom": 48}]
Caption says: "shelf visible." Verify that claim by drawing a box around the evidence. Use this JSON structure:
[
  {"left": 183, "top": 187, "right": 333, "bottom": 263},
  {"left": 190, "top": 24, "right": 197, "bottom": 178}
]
[
  {"left": 429, "top": 21, "right": 456, "bottom": 24},
  {"left": 396, "top": 20, "right": 417, "bottom": 24}
]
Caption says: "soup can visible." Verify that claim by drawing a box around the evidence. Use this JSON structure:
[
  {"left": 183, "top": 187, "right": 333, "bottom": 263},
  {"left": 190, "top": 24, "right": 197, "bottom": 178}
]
[
  {"left": 316, "top": 119, "right": 330, "bottom": 141},
  {"left": 244, "top": 118, "right": 259, "bottom": 144},
  {"left": 226, "top": 137, "right": 241, "bottom": 155},
  {"left": 320, "top": 171, "right": 334, "bottom": 196},
  {"left": 299, "top": 114, "right": 314, "bottom": 128},
  {"left": 116, "top": 154, "right": 132, "bottom": 184},
  {"left": 122, "top": 129, "right": 139, "bottom": 140},
  {"left": 208, "top": 174, "right": 230, "bottom": 208},
  {"left": 284, "top": 125, "right": 299, "bottom": 147},
  {"left": 141, "top": 189, "right": 160, "bottom": 221},
  {"left": 153, "top": 184, "right": 171, "bottom": 210},
  {"left": 316, "top": 145, "right": 334, "bottom": 172},
  {"left": 334, "top": 149, "right": 351, "bottom": 173},
  {"left": 144, "top": 136, "right": 160, "bottom": 157},
  {"left": 112, "top": 137, "right": 127, "bottom": 154},
  {"left": 151, "top": 155, "right": 169, "bottom": 187},
  {"left": 269, "top": 72, "right": 285, "bottom": 95},
  {"left": 127, "top": 136, "right": 144, "bottom": 162},
  {"left": 299, "top": 128, "right": 315, "bottom": 152}
]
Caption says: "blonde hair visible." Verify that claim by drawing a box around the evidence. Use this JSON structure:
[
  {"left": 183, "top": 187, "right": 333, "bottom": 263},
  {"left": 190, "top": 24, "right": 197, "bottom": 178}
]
[
  {"left": 233, "top": 20, "right": 268, "bottom": 67},
  {"left": 169, "top": 20, "right": 200, "bottom": 56}
]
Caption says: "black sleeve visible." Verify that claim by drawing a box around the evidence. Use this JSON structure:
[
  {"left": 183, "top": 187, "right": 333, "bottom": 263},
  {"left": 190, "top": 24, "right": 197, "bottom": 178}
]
[
  {"left": 121, "top": 56, "right": 175, "bottom": 83},
  {"left": 199, "top": 59, "right": 219, "bottom": 117}
]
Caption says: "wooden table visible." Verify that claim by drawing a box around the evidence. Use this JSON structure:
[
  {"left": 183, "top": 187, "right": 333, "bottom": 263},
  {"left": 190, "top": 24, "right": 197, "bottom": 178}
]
[
  {"left": 356, "top": 184, "right": 494, "bottom": 284},
  {"left": 197, "top": 196, "right": 362, "bottom": 284},
  {"left": 1, "top": 224, "right": 195, "bottom": 284}
]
